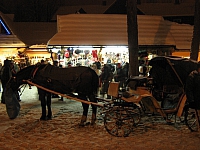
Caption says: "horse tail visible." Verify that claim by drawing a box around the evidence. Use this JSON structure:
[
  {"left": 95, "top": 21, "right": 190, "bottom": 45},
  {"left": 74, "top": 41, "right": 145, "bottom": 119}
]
[{"left": 89, "top": 68, "right": 99, "bottom": 94}]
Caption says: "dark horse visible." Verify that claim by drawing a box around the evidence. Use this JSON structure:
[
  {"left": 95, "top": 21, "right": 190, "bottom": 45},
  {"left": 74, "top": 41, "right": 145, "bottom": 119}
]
[{"left": 6, "top": 64, "right": 99, "bottom": 125}]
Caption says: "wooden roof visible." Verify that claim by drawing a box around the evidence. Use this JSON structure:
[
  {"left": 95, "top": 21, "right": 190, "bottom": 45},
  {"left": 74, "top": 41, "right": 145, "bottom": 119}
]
[
  {"left": 0, "top": 11, "right": 57, "bottom": 48},
  {"left": 13, "top": 22, "right": 57, "bottom": 46},
  {"left": 48, "top": 14, "right": 176, "bottom": 47},
  {"left": 0, "top": 11, "right": 26, "bottom": 48},
  {"left": 165, "top": 20, "right": 193, "bottom": 50}
]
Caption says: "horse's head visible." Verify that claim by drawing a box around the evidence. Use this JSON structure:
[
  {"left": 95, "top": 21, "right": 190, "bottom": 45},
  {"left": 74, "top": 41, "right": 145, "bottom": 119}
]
[{"left": 7, "top": 65, "right": 37, "bottom": 91}]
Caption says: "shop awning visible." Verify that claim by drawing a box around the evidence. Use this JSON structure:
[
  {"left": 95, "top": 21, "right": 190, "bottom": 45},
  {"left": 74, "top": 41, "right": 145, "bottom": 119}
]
[{"left": 47, "top": 14, "right": 176, "bottom": 47}]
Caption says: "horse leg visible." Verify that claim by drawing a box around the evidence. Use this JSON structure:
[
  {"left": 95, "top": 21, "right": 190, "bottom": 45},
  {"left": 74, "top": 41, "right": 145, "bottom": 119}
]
[
  {"left": 39, "top": 89, "right": 47, "bottom": 120},
  {"left": 78, "top": 93, "right": 88, "bottom": 126},
  {"left": 46, "top": 92, "right": 52, "bottom": 120},
  {"left": 38, "top": 89, "right": 47, "bottom": 120},
  {"left": 89, "top": 94, "right": 97, "bottom": 125}
]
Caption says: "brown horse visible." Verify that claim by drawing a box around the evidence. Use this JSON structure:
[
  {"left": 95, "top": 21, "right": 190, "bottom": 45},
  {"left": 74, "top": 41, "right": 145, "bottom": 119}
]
[{"left": 5, "top": 64, "right": 99, "bottom": 125}]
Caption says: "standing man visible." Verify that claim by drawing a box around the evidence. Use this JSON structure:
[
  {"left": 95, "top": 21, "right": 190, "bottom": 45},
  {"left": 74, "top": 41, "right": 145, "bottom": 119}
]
[
  {"left": 100, "top": 60, "right": 115, "bottom": 99},
  {"left": 114, "top": 63, "right": 125, "bottom": 90}
]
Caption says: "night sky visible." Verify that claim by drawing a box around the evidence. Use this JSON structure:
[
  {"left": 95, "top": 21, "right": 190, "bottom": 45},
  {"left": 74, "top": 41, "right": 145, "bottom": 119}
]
[{"left": 0, "top": 0, "right": 122, "bottom": 22}]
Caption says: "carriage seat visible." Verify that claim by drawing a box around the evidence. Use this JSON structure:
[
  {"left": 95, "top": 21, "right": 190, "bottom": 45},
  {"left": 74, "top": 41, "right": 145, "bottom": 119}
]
[
  {"left": 107, "top": 82, "right": 120, "bottom": 98},
  {"left": 121, "top": 86, "right": 152, "bottom": 103},
  {"left": 97, "top": 82, "right": 120, "bottom": 103}
]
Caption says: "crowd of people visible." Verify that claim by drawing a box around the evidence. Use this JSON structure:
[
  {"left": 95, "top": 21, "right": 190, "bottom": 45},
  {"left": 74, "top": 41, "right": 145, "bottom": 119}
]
[{"left": 91, "top": 60, "right": 129, "bottom": 99}]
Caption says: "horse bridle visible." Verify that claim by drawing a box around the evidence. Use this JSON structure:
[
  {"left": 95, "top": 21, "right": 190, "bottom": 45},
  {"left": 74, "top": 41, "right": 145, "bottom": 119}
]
[
  {"left": 30, "top": 64, "right": 40, "bottom": 79},
  {"left": 10, "top": 64, "right": 41, "bottom": 96}
]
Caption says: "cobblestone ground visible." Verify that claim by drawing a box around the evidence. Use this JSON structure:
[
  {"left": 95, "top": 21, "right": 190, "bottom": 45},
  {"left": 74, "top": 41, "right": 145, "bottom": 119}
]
[{"left": 0, "top": 86, "right": 199, "bottom": 150}]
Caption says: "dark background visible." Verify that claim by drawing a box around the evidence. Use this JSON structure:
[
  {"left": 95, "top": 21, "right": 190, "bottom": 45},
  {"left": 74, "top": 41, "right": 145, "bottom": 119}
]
[
  {"left": 0, "top": 0, "right": 125, "bottom": 22},
  {"left": 0, "top": 0, "right": 194, "bottom": 25}
]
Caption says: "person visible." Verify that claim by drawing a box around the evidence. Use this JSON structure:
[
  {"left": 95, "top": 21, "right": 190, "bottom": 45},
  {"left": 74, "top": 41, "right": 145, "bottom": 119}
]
[
  {"left": 100, "top": 60, "right": 115, "bottom": 98},
  {"left": 51, "top": 61, "right": 60, "bottom": 98},
  {"left": 185, "top": 62, "right": 200, "bottom": 122},
  {"left": 114, "top": 63, "right": 125, "bottom": 90},
  {"left": 1, "top": 60, "right": 20, "bottom": 104},
  {"left": 91, "top": 63, "right": 101, "bottom": 77},
  {"left": 40, "top": 59, "right": 45, "bottom": 64},
  {"left": 139, "top": 60, "right": 147, "bottom": 76},
  {"left": 10, "top": 61, "right": 21, "bottom": 102},
  {"left": 59, "top": 63, "right": 65, "bottom": 101},
  {"left": 67, "top": 61, "right": 72, "bottom": 68},
  {"left": 53, "top": 60, "right": 58, "bottom": 67},
  {"left": 0, "top": 62, "right": 3, "bottom": 92}
]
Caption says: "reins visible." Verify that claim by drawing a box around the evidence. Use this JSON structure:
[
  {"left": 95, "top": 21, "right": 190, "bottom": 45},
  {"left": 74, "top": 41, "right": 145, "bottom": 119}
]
[
  {"left": 11, "top": 64, "right": 40, "bottom": 97},
  {"left": 24, "top": 79, "right": 103, "bottom": 107},
  {"left": 18, "top": 84, "right": 28, "bottom": 96}
]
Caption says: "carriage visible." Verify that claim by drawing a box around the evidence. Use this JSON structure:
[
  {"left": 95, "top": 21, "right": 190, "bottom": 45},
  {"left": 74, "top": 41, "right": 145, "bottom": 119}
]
[
  {"left": 3, "top": 56, "right": 200, "bottom": 137},
  {"left": 100, "top": 56, "right": 200, "bottom": 136}
]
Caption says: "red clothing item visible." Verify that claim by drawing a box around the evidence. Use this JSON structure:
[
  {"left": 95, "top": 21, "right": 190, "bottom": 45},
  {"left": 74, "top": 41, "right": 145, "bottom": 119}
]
[
  {"left": 65, "top": 50, "right": 69, "bottom": 58},
  {"left": 92, "top": 50, "right": 98, "bottom": 59}
]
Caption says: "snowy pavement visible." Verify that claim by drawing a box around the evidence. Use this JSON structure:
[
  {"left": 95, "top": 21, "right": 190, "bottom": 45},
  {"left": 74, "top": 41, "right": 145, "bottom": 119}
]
[{"left": 0, "top": 86, "right": 199, "bottom": 150}]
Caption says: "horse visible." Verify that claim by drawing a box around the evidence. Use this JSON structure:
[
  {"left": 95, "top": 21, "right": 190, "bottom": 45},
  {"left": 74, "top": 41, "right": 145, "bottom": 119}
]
[{"left": 5, "top": 63, "right": 99, "bottom": 125}]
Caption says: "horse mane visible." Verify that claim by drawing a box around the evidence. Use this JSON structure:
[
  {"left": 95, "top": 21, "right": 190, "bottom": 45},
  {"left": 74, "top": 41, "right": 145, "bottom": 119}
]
[{"left": 16, "top": 65, "right": 36, "bottom": 79}]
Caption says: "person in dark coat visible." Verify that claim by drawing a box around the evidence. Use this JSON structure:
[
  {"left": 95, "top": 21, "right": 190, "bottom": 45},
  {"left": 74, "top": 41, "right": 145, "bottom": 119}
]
[
  {"left": 185, "top": 62, "right": 200, "bottom": 111},
  {"left": 100, "top": 60, "right": 115, "bottom": 98},
  {"left": 1, "top": 60, "right": 13, "bottom": 103},
  {"left": 114, "top": 63, "right": 125, "bottom": 90},
  {"left": 51, "top": 61, "right": 60, "bottom": 98}
]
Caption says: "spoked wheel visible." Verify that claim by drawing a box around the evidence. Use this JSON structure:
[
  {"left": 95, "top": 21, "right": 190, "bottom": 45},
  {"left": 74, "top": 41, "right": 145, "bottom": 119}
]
[
  {"left": 184, "top": 108, "right": 199, "bottom": 132},
  {"left": 104, "top": 106, "right": 139, "bottom": 137},
  {"left": 127, "top": 106, "right": 141, "bottom": 125}
]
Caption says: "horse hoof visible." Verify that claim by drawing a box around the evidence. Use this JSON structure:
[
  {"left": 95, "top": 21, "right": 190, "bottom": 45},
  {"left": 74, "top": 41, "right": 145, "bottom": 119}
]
[
  {"left": 90, "top": 121, "right": 96, "bottom": 126},
  {"left": 79, "top": 123, "right": 85, "bottom": 127},
  {"left": 85, "top": 122, "right": 90, "bottom": 126},
  {"left": 46, "top": 116, "right": 52, "bottom": 120},
  {"left": 40, "top": 116, "right": 47, "bottom": 121}
]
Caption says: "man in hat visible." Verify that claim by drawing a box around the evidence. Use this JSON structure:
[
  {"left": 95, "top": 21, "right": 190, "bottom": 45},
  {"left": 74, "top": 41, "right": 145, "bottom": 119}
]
[{"left": 185, "top": 62, "right": 200, "bottom": 126}]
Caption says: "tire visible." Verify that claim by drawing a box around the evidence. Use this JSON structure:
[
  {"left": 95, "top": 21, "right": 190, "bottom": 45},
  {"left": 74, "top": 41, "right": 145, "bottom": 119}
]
[{"left": 104, "top": 106, "right": 136, "bottom": 137}]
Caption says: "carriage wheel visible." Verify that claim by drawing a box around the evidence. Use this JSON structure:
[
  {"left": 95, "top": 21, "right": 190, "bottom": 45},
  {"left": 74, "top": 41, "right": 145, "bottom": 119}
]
[
  {"left": 184, "top": 108, "right": 199, "bottom": 132},
  {"left": 127, "top": 106, "right": 141, "bottom": 126},
  {"left": 104, "top": 106, "right": 135, "bottom": 137}
]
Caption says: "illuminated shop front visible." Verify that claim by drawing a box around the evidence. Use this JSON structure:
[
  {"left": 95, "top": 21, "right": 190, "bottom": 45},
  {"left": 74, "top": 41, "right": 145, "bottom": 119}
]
[{"left": 48, "top": 46, "right": 129, "bottom": 67}]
